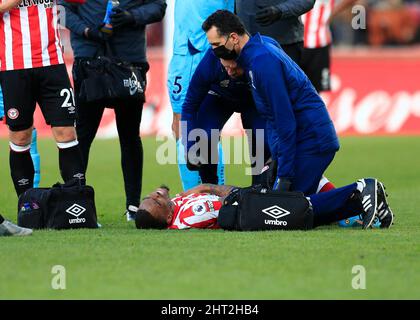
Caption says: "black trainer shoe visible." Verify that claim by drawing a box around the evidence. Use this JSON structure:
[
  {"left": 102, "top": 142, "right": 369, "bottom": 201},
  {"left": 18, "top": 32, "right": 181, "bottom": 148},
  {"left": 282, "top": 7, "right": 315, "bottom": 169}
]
[
  {"left": 357, "top": 178, "right": 378, "bottom": 229},
  {"left": 376, "top": 181, "right": 394, "bottom": 229}
]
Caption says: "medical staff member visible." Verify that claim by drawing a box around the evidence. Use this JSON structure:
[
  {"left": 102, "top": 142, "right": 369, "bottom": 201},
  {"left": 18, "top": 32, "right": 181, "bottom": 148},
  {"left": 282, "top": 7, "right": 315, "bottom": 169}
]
[
  {"left": 181, "top": 47, "right": 270, "bottom": 185},
  {"left": 202, "top": 10, "right": 340, "bottom": 195},
  {"left": 167, "top": 0, "right": 234, "bottom": 191}
]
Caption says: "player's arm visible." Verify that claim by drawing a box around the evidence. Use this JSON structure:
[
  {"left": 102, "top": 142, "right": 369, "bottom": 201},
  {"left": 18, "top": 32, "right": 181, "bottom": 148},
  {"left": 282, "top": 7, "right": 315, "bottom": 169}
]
[
  {"left": 253, "top": 56, "right": 297, "bottom": 191},
  {"left": 0, "top": 0, "right": 23, "bottom": 13},
  {"left": 127, "top": 0, "right": 167, "bottom": 26},
  {"left": 57, "top": 0, "right": 90, "bottom": 37},
  {"left": 274, "top": 0, "right": 315, "bottom": 19},
  {"left": 180, "top": 184, "right": 236, "bottom": 198},
  {"left": 180, "top": 50, "right": 216, "bottom": 150},
  {"left": 256, "top": 0, "right": 315, "bottom": 25}
]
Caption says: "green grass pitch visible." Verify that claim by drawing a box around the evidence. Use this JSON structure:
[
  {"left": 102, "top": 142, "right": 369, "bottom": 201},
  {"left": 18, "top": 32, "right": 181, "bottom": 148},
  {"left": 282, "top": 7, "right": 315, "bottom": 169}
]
[{"left": 0, "top": 136, "right": 419, "bottom": 299}]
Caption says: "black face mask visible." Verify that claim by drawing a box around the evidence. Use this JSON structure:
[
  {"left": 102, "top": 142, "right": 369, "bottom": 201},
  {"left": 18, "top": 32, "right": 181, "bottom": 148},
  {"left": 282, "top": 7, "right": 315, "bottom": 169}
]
[{"left": 213, "top": 36, "right": 238, "bottom": 60}]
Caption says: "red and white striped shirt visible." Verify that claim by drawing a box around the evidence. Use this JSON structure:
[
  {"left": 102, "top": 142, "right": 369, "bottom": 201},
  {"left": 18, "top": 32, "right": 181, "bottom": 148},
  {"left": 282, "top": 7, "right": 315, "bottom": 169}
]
[
  {"left": 168, "top": 194, "right": 222, "bottom": 230},
  {"left": 0, "top": 0, "right": 64, "bottom": 71},
  {"left": 301, "top": 0, "right": 335, "bottom": 49}
]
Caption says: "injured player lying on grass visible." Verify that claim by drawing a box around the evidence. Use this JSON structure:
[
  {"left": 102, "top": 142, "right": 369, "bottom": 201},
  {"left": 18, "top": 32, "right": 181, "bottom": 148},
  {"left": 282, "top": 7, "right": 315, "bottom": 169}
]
[{"left": 134, "top": 178, "right": 394, "bottom": 230}]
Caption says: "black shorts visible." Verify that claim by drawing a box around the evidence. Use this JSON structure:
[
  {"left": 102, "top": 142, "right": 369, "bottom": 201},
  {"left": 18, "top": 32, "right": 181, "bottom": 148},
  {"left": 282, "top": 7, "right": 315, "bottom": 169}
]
[
  {"left": 281, "top": 41, "right": 304, "bottom": 65},
  {"left": 0, "top": 64, "right": 77, "bottom": 131},
  {"left": 301, "top": 45, "right": 331, "bottom": 92}
]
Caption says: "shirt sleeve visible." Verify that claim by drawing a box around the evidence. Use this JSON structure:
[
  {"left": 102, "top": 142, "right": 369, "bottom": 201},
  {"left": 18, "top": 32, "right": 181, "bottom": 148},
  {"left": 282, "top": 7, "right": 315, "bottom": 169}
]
[
  {"left": 57, "top": 1, "right": 89, "bottom": 36},
  {"left": 252, "top": 54, "right": 297, "bottom": 179},
  {"left": 181, "top": 211, "right": 219, "bottom": 229},
  {"left": 180, "top": 50, "right": 215, "bottom": 151},
  {"left": 129, "top": 0, "right": 167, "bottom": 27},
  {"left": 275, "top": 0, "right": 315, "bottom": 19}
]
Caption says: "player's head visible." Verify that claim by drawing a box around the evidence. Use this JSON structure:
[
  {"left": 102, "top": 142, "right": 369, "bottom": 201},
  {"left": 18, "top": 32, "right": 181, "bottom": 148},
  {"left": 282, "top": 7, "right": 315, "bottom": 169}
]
[
  {"left": 220, "top": 59, "right": 244, "bottom": 79},
  {"left": 135, "top": 186, "right": 174, "bottom": 229},
  {"left": 202, "top": 10, "right": 247, "bottom": 60}
]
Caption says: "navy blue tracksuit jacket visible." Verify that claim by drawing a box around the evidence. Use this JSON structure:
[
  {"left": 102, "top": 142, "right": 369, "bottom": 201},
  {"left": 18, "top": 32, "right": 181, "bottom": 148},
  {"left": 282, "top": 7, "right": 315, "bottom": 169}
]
[
  {"left": 59, "top": 0, "right": 166, "bottom": 63},
  {"left": 181, "top": 47, "right": 270, "bottom": 184},
  {"left": 181, "top": 35, "right": 282, "bottom": 138},
  {"left": 181, "top": 48, "right": 255, "bottom": 148},
  {"left": 236, "top": 33, "right": 340, "bottom": 192}
]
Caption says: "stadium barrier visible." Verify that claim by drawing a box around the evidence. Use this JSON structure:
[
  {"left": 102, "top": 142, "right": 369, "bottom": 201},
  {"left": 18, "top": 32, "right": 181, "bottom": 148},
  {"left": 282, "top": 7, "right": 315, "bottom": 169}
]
[{"left": 1, "top": 47, "right": 419, "bottom": 137}]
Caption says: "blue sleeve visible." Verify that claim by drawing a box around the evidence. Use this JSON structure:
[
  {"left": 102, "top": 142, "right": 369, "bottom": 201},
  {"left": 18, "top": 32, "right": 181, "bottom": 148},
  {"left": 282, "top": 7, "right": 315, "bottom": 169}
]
[
  {"left": 129, "top": 0, "right": 167, "bottom": 26},
  {"left": 253, "top": 55, "right": 296, "bottom": 179},
  {"left": 275, "top": 0, "right": 315, "bottom": 19},
  {"left": 0, "top": 85, "right": 4, "bottom": 119},
  {"left": 181, "top": 51, "right": 215, "bottom": 151},
  {"left": 261, "top": 35, "right": 281, "bottom": 49},
  {"left": 57, "top": 1, "right": 89, "bottom": 36}
]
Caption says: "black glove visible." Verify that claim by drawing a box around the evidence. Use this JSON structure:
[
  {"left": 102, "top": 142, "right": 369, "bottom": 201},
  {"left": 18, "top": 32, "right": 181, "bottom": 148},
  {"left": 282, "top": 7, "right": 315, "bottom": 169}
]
[
  {"left": 273, "top": 177, "right": 292, "bottom": 192},
  {"left": 185, "top": 147, "right": 202, "bottom": 171},
  {"left": 255, "top": 5, "right": 282, "bottom": 26},
  {"left": 111, "top": 8, "right": 136, "bottom": 29},
  {"left": 257, "top": 158, "right": 278, "bottom": 188},
  {"left": 84, "top": 26, "right": 110, "bottom": 43},
  {"left": 186, "top": 158, "right": 201, "bottom": 171}
]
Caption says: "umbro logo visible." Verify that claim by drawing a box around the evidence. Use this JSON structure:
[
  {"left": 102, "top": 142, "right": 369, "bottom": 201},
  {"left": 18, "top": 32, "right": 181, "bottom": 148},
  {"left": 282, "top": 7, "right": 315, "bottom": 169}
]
[
  {"left": 262, "top": 205, "right": 291, "bottom": 219},
  {"left": 66, "top": 204, "right": 86, "bottom": 218},
  {"left": 18, "top": 178, "right": 30, "bottom": 186},
  {"left": 73, "top": 173, "right": 85, "bottom": 180}
]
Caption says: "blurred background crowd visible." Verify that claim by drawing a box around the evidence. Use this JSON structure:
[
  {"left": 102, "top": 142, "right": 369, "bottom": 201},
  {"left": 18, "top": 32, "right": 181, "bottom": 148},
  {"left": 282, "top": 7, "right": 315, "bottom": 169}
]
[
  {"left": 332, "top": 0, "right": 420, "bottom": 46},
  {"left": 146, "top": 0, "right": 420, "bottom": 48}
]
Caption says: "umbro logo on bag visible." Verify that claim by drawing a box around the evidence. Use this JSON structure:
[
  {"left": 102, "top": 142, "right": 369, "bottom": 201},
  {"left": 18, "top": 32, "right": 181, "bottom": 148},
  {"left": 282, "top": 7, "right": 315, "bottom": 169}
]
[
  {"left": 262, "top": 205, "right": 291, "bottom": 219},
  {"left": 262, "top": 205, "right": 290, "bottom": 226},
  {"left": 67, "top": 204, "right": 87, "bottom": 224},
  {"left": 66, "top": 204, "right": 86, "bottom": 217}
]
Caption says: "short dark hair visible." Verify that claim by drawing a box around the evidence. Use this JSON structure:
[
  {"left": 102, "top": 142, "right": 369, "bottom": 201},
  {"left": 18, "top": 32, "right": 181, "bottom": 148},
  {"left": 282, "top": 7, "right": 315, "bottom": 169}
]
[
  {"left": 135, "top": 209, "right": 167, "bottom": 230},
  {"left": 160, "top": 185, "right": 170, "bottom": 192},
  {"left": 202, "top": 10, "right": 246, "bottom": 37}
]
